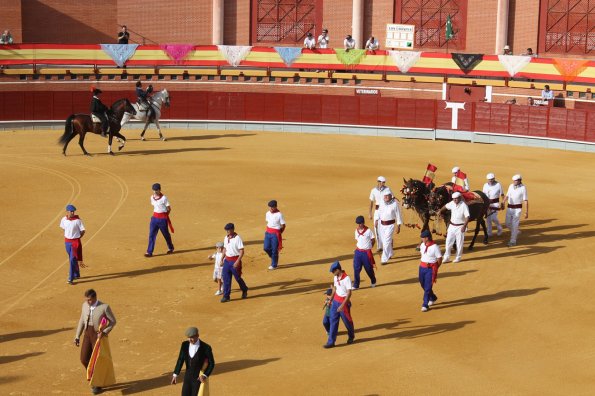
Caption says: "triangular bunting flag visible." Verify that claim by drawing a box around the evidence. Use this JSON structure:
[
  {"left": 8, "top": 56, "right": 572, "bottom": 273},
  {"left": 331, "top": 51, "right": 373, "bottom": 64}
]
[
  {"left": 161, "top": 44, "right": 194, "bottom": 64},
  {"left": 217, "top": 45, "right": 252, "bottom": 67},
  {"left": 553, "top": 58, "right": 589, "bottom": 82},
  {"left": 422, "top": 163, "right": 437, "bottom": 186},
  {"left": 388, "top": 50, "right": 421, "bottom": 73},
  {"left": 100, "top": 44, "right": 139, "bottom": 67},
  {"left": 498, "top": 55, "right": 531, "bottom": 77},
  {"left": 335, "top": 49, "right": 366, "bottom": 66},
  {"left": 452, "top": 53, "right": 483, "bottom": 74},
  {"left": 274, "top": 47, "right": 303, "bottom": 67}
]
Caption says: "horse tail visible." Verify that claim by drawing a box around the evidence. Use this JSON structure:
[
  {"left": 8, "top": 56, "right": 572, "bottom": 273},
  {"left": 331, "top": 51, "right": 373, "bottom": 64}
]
[{"left": 59, "top": 115, "right": 76, "bottom": 145}]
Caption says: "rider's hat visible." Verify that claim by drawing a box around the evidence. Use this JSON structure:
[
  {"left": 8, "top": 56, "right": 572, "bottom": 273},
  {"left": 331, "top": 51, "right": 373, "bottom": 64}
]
[{"left": 93, "top": 88, "right": 102, "bottom": 95}]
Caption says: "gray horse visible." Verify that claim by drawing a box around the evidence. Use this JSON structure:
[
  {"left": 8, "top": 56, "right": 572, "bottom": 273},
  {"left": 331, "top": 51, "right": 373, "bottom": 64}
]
[{"left": 121, "top": 88, "right": 171, "bottom": 141}]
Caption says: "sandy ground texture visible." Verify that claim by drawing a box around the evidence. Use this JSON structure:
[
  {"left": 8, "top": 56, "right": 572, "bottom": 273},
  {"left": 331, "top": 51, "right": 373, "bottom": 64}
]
[{"left": 0, "top": 128, "right": 594, "bottom": 396}]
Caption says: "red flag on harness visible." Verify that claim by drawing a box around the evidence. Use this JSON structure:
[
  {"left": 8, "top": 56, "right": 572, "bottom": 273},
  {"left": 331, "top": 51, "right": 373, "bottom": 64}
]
[
  {"left": 453, "top": 170, "right": 467, "bottom": 192},
  {"left": 422, "top": 163, "right": 437, "bottom": 186}
]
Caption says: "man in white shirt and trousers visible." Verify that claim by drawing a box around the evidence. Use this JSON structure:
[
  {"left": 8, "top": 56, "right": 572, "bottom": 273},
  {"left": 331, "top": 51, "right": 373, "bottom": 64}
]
[
  {"left": 438, "top": 192, "right": 470, "bottom": 263},
  {"left": 324, "top": 261, "right": 355, "bottom": 348},
  {"left": 60, "top": 204, "right": 85, "bottom": 284},
  {"left": 483, "top": 173, "right": 504, "bottom": 237},
  {"left": 369, "top": 176, "right": 389, "bottom": 252},
  {"left": 264, "top": 200, "right": 286, "bottom": 270},
  {"left": 504, "top": 174, "right": 529, "bottom": 247},
  {"left": 376, "top": 190, "right": 403, "bottom": 264}
]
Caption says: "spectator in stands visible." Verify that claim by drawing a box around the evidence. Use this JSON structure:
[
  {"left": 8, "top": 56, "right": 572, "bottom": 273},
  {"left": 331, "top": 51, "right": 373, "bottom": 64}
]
[
  {"left": 504, "top": 98, "right": 517, "bottom": 105},
  {"left": 317, "top": 29, "right": 329, "bottom": 49},
  {"left": 118, "top": 25, "right": 129, "bottom": 44},
  {"left": 541, "top": 85, "right": 554, "bottom": 101},
  {"left": 304, "top": 32, "right": 316, "bottom": 49},
  {"left": 0, "top": 30, "right": 13, "bottom": 45},
  {"left": 521, "top": 48, "right": 537, "bottom": 57},
  {"left": 365, "top": 35, "right": 379, "bottom": 51},
  {"left": 527, "top": 97, "right": 536, "bottom": 106},
  {"left": 344, "top": 35, "right": 356, "bottom": 52},
  {"left": 502, "top": 45, "right": 512, "bottom": 55}
]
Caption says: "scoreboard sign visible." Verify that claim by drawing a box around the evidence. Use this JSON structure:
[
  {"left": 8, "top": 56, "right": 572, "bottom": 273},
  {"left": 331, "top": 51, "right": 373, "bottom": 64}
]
[{"left": 386, "top": 24, "right": 415, "bottom": 49}]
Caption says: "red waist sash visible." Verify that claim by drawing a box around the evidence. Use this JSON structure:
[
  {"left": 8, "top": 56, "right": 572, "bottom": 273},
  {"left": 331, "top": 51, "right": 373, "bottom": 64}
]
[
  {"left": 333, "top": 294, "right": 347, "bottom": 303},
  {"left": 381, "top": 219, "right": 395, "bottom": 225},
  {"left": 450, "top": 222, "right": 464, "bottom": 226},
  {"left": 420, "top": 261, "right": 440, "bottom": 284},
  {"left": 64, "top": 238, "right": 83, "bottom": 261},
  {"left": 153, "top": 212, "right": 175, "bottom": 232},
  {"left": 225, "top": 255, "right": 241, "bottom": 275},
  {"left": 266, "top": 227, "right": 283, "bottom": 250},
  {"left": 356, "top": 248, "right": 376, "bottom": 267},
  {"left": 508, "top": 204, "right": 522, "bottom": 209},
  {"left": 489, "top": 198, "right": 499, "bottom": 203}
]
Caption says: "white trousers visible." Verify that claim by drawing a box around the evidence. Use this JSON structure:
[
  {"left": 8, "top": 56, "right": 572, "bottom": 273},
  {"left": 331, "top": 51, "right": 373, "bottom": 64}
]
[
  {"left": 379, "top": 223, "right": 394, "bottom": 262},
  {"left": 373, "top": 210, "right": 382, "bottom": 250},
  {"left": 486, "top": 209, "right": 502, "bottom": 236},
  {"left": 444, "top": 224, "right": 465, "bottom": 260},
  {"left": 505, "top": 208, "right": 522, "bottom": 243}
]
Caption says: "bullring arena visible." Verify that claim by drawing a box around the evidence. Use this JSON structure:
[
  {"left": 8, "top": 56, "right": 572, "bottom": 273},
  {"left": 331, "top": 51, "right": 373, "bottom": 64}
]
[{"left": 1, "top": 1, "right": 595, "bottom": 395}]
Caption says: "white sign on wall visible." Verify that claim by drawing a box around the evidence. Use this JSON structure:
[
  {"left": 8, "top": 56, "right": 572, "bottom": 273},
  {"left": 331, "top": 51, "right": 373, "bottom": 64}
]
[{"left": 386, "top": 24, "right": 415, "bottom": 49}]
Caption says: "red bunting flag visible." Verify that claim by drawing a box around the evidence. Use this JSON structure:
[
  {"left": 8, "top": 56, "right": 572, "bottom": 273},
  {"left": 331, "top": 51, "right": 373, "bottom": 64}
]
[
  {"left": 422, "top": 163, "right": 437, "bottom": 186},
  {"left": 453, "top": 170, "right": 467, "bottom": 192}
]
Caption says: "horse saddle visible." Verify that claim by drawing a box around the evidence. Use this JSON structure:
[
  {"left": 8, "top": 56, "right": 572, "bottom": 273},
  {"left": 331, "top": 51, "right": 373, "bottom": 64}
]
[
  {"left": 463, "top": 192, "right": 484, "bottom": 205},
  {"left": 91, "top": 114, "right": 101, "bottom": 123}
]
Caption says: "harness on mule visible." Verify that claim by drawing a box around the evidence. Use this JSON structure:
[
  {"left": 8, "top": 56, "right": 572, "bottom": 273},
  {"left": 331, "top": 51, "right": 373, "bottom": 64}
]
[{"left": 443, "top": 185, "right": 483, "bottom": 205}]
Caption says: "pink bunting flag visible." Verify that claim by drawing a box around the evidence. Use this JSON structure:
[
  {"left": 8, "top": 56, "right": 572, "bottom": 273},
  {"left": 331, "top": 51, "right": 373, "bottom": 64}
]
[{"left": 161, "top": 44, "right": 195, "bottom": 64}]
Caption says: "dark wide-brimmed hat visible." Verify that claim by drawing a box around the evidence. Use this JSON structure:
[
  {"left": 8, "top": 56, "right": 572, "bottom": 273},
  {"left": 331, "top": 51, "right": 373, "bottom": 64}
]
[{"left": 93, "top": 88, "right": 102, "bottom": 95}]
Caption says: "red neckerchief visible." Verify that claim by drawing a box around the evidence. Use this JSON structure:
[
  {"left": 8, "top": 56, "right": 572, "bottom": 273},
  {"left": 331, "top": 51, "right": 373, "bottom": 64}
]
[
  {"left": 152, "top": 193, "right": 163, "bottom": 200},
  {"left": 336, "top": 271, "right": 348, "bottom": 283},
  {"left": 422, "top": 240, "right": 435, "bottom": 254},
  {"left": 270, "top": 208, "right": 279, "bottom": 214},
  {"left": 227, "top": 233, "right": 237, "bottom": 242},
  {"left": 66, "top": 215, "right": 80, "bottom": 221},
  {"left": 356, "top": 226, "right": 368, "bottom": 236}
]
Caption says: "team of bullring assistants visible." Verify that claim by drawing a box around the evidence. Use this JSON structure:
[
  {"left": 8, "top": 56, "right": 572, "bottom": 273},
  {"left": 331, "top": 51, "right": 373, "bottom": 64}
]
[{"left": 62, "top": 172, "right": 528, "bottom": 393}]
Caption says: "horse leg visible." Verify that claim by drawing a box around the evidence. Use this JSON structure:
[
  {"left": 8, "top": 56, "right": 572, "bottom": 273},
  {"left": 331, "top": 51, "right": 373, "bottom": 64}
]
[
  {"left": 115, "top": 132, "right": 126, "bottom": 151},
  {"left": 108, "top": 131, "right": 114, "bottom": 155},
  {"left": 156, "top": 119, "right": 166, "bottom": 141},
  {"left": 63, "top": 132, "right": 78, "bottom": 156},
  {"left": 78, "top": 132, "right": 90, "bottom": 156},
  {"left": 140, "top": 118, "right": 149, "bottom": 141},
  {"left": 481, "top": 218, "right": 489, "bottom": 245},
  {"left": 468, "top": 221, "right": 481, "bottom": 251}
]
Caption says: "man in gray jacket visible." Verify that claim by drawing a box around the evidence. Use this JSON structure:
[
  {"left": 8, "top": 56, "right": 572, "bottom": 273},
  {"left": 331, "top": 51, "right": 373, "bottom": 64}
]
[{"left": 74, "top": 289, "right": 117, "bottom": 394}]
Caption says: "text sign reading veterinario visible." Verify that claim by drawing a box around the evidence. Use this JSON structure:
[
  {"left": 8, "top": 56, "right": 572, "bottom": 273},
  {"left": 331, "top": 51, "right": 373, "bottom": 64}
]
[{"left": 386, "top": 24, "right": 415, "bottom": 49}]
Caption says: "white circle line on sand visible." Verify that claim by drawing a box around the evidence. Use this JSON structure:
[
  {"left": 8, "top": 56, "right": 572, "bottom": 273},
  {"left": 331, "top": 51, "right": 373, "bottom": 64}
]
[
  {"left": 0, "top": 159, "right": 129, "bottom": 318},
  {"left": 0, "top": 162, "right": 81, "bottom": 268}
]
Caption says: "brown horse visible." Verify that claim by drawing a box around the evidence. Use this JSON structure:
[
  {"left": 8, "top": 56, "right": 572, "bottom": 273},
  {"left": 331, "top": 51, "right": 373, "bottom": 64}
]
[
  {"left": 59, "top": 99, "right": 136, "bottom": 156},
  {"left": 427, "top": 183, "right": 490, "bottom": 250}
]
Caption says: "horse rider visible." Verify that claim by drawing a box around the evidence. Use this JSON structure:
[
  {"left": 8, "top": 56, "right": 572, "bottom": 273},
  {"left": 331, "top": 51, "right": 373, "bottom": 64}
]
[
  {"left": 90, "top": 88, "right": 109, "bottom": 137},
  {"left": 135, "top": 81, "right": 155, "bottom": 120}
]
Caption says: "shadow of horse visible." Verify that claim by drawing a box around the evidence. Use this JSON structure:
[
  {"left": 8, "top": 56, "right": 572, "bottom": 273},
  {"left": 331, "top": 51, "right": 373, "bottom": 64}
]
[
  {"left": 111, "top": 146, "right": 230, "bottom": 156},
  {"left": 167, "top": 133, "right": 256, "bottom": 142}
]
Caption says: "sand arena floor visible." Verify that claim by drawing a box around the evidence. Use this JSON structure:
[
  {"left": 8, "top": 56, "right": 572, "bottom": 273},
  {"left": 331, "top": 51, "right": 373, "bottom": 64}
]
[{"left": 0, "top": 128, "right": 594, "bottom": 395}]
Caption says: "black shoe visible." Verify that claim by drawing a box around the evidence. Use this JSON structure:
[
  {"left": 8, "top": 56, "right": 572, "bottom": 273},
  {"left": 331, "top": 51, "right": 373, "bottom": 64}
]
[
  {"left": 166, "top": 249, "right": 174, "bottom": 254},
  {"left": 241, "top": 290, "right": 248, "bottom": 299},
  {"left": 144, "top": 253, "right": 152, "bottom": 257},
  {"left": 91, "top": 387, "right": 102, "bottom": 395},
  {"left": 347, "top": 338, "right": 355, "bottom": 345},
  {"left": 220, "top": 297, "right": 230, "bottom": 303},
  {"left": 323, "top": 343, "right": 335, "bottom": 349}
]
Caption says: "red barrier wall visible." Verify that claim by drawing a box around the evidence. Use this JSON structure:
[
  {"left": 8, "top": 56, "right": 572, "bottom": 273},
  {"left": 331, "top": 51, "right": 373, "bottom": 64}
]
[{"left": 0, "top": 91, "right": 594, "bottom": 143}]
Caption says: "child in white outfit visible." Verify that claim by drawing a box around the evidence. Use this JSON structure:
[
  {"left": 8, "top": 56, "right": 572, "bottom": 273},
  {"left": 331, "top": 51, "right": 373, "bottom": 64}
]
[{"left": 208, "top": 242, "right": 224, "bottom": 295}]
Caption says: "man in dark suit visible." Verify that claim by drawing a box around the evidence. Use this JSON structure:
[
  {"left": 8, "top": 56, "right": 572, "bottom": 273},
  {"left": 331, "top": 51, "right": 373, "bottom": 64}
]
[
  {"left": 171, "top": 327, "right": 215, "bottom": 396},
  {"left": 90, "top": 88, "right": 109, "bottom": 137}
]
